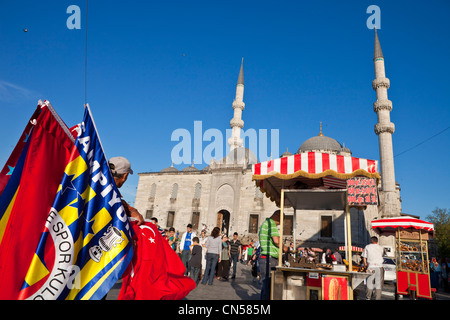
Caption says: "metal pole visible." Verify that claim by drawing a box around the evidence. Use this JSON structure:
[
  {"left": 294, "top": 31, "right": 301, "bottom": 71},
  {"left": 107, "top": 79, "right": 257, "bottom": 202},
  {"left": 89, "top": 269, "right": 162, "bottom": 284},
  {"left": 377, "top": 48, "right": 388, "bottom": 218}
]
[
  {"left": 346, "top": 205, "right": 353, "bottom": 271},
  {"left": 279, "top": 188, "right": 284, "bottom": 267},
  {"left": 293, "top": 207, "right": 297, "bottom": 256},
  {"left": 344, "top": 210, "right": 348, "bottom": 260}
]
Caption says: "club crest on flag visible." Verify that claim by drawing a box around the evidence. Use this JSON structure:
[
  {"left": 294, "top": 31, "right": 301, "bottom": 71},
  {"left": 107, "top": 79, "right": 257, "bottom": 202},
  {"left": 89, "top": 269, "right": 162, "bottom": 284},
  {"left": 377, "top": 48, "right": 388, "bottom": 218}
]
[
  {"left": 19, "top": 105, "right": 133, "bottom": 300},
  {"left": 89, "top": 225, "right": 125, "bottom": 263}
]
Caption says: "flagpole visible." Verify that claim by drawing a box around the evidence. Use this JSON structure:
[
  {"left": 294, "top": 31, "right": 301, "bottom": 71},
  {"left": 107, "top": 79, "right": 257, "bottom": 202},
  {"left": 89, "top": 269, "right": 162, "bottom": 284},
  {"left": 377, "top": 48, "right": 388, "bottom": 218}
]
[
  {"left": 84, "top": 103, "right": 108, "bottom": 162},
  {"left": 41, "top": 100, "right": 76, "bottom": 143},
  {"left": 84, "top": 0, "right": 88, "bottom": 105}
]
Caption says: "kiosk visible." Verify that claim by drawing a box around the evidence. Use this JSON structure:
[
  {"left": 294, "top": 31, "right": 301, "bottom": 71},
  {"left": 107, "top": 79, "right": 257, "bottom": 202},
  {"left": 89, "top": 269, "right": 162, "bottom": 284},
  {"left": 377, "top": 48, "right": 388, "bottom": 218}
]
[
  {"left": 252, "top": 151, "right": 380, "bottom": 300},
  {"left": 371, "top": 217, "right": 435, "bottom": 299}
]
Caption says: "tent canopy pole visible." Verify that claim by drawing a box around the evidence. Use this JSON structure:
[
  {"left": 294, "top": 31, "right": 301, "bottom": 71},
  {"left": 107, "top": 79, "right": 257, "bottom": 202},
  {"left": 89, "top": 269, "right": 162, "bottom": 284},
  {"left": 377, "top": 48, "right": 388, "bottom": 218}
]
[{"left": 279, "top": 188, "right": 284, "bottom": 267}]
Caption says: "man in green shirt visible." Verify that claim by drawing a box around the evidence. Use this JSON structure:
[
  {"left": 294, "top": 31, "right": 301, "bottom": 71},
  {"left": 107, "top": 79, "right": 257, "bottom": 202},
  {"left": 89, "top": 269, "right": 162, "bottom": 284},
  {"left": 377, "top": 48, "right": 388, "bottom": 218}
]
[{"left": 258, "top": 210, "right": 288, "bottom": 300}]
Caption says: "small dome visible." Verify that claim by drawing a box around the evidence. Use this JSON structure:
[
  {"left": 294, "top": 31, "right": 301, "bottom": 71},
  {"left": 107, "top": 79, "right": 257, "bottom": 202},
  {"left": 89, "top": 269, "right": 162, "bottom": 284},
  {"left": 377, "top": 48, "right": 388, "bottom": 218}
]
[
  {"left": 161, "top": 164, "right": 179, "bottom": 173},
  {"left": 182, "top": 165, "right": 200, "bottom": 172},
  {"left": 340, "top": 143, "right": 352, "bottom": 156},
  {"left": 281, "top": 148, "right": 293, "bottom": 157}
]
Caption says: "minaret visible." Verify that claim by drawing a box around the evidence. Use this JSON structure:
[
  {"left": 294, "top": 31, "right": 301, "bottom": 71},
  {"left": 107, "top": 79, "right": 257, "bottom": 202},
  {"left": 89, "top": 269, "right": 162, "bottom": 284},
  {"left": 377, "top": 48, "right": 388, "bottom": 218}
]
[
  {"left": 372, "top": 29, "right": 399, "bottom": 218},
  {"left": 228, "top": 58, "right": 245, "bottom": 151}
]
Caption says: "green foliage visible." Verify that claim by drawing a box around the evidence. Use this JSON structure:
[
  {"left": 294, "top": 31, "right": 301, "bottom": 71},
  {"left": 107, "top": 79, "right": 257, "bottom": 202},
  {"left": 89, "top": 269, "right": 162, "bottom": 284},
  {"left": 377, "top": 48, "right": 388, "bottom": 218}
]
[{"left": 427, "top": 208, "right": 450, "bottom": 258}]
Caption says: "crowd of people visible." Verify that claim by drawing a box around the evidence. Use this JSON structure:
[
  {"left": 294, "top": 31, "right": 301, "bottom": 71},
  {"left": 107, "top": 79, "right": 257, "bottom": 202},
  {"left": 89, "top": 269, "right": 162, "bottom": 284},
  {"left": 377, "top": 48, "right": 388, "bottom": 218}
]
[
  {"left": 282, "top": 245, "right": 345, "bottom": 265},
  {"left": 147, "top": 211, "right": 450, "bottom": 301},
  {"left": 430, "top": 257, "right": 450, "bottom": 293},
  {"left": 147, "top": 214, "right": 450, "bottom": 300},
  {"left": 147, "top": 219, "right": 263, "bottom": 287},
  {"left": 148, "top": 211, "right": 385, "bottom": 301}
]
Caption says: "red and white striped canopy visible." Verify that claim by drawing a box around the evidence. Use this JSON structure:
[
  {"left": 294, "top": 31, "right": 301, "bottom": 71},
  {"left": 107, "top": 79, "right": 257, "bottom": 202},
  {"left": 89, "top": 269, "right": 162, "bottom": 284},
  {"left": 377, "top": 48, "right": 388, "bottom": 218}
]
[
  {"left": 371, "top": 217, "right": 434, "bottom": 232},
  {"left": 253, "top": 152, "right": 379, "bottom": 179},
  {"left": 252, "top": 152, "right": 380, "bottom": 206},
  {"left": 338, "top": 246, "right": 363, "bottom": 252}
]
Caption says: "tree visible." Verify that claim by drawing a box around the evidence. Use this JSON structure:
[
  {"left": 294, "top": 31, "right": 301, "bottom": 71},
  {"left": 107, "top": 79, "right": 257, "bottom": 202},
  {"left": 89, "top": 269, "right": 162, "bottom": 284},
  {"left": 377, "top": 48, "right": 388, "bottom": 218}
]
[{"left": 426, "top": 207, "right": 450, "bottom": 258}]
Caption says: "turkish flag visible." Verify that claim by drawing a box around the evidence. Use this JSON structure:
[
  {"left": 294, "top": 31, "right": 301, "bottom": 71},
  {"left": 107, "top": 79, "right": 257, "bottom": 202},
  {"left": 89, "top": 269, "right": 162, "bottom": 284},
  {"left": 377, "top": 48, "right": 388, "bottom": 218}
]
[{"left": 118, "top": 222, "right": 196, "bottom": 300}]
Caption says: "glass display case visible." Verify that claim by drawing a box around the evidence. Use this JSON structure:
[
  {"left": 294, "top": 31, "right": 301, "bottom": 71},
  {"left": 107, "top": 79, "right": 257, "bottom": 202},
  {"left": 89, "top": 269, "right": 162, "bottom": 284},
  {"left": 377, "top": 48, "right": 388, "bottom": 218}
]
[
  {"left": 397, "top": 239, "right": 429, "bottom": 274},
  {"left": 395, "top": 230, "right": 433, "bottom": 299}
]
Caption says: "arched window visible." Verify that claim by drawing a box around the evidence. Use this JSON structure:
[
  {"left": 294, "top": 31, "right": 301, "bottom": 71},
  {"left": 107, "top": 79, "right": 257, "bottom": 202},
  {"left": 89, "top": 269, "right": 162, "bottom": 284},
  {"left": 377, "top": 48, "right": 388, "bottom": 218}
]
[
  {"left": 194, "top": 183, "right": 202, "bottom": 199},
  {"left": 170, "top": 183, "right": 178, "bottom": 200}
]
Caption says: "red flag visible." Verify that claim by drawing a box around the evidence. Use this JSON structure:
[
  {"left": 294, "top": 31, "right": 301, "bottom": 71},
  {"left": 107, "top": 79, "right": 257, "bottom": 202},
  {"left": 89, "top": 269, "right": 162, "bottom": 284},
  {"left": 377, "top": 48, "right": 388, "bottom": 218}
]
[
  {"left": 0, "top": 106, "right": 41, "bottom": 196},
  {"left": 119, "top": 222, "right": 196, "bottom": 300},
  {"left": 0, "top": 102, "right": 75, "bottom": 299}
]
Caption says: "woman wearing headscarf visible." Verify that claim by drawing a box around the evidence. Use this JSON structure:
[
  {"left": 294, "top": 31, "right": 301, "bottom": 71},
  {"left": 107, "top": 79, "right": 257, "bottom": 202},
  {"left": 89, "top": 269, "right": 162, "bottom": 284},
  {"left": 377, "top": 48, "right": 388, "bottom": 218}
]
[{"left": 430, "top": 257, "right": 441, "bottom": 291}]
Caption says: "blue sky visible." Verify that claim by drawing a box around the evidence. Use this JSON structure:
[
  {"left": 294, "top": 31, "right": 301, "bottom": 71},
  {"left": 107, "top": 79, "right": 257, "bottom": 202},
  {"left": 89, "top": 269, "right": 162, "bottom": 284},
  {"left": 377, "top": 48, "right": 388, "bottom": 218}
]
[{"left": 0, "top": 1, "right": 449, "bottom": 220}]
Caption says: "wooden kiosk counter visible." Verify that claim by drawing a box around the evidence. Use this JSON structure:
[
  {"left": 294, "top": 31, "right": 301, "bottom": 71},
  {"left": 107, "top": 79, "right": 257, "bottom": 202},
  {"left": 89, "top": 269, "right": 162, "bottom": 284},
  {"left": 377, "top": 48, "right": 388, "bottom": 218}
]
[{"left": 252, "top": 152, "right": 381, "bottom": 300}]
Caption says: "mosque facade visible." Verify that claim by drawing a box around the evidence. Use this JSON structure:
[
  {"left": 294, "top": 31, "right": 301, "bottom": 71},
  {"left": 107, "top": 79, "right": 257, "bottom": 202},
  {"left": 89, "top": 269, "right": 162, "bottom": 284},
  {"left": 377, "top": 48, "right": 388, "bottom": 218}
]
[{"left": 134, "top": 31, "right": 401, "bottom": 250}]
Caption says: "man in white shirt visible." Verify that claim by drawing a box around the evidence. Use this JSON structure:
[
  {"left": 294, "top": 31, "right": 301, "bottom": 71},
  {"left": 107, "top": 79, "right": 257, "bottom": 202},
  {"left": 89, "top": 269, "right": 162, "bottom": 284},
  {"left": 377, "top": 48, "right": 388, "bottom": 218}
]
[
  {"left": 362, "top": 236, "right": 385, "bottom": 300},
  {"left": 179, "top": 224, "right": 197, "bottom": 276}
]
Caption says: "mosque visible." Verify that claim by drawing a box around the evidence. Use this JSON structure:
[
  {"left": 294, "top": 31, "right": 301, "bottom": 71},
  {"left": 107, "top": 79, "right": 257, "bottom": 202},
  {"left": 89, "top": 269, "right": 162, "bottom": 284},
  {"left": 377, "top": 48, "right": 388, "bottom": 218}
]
[{"left": 133, "top": 30, "right": 402, "bottom": 250}]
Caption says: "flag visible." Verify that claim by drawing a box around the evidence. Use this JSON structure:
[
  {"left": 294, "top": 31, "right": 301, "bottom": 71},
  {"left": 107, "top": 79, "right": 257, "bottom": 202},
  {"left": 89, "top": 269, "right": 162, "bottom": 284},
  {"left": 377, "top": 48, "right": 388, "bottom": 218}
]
[
  {"left": 118, "top": 221, "right": 196, "bottom": 300},
  {"left": 0, "top": 105, "right": 41, "bottom": 197},
  {"left": 16, "top": 105, "right": 133, "bottom": 300},
  {"left": 0, "top": 101, "right": 76, "bottom": 299}
]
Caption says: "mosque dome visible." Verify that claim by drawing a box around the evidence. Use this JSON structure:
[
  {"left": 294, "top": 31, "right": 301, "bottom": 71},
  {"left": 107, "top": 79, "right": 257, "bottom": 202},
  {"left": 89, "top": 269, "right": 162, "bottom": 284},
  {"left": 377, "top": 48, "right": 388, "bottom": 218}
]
[
  {"left": 221, "top": 147, "right": 258, "bottom": 165},
  {"left": 296, "top": 124, "right": 351, "bottom": 155},
  {"left": 297, "top": 135, "right": 343, "bottom": 154}
]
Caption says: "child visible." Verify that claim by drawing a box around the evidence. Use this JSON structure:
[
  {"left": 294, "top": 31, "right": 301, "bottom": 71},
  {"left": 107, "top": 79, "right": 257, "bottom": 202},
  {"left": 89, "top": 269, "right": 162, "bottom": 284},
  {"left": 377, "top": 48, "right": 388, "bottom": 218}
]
[
  {"left": 167, "top": 227, "right": 177, "bottom": 251},
  {"left": 251, "top": 241, "right": 261, "bottom": 284},
  {"left": 189, "top": 237, "right": 202, "bottom": 285}
]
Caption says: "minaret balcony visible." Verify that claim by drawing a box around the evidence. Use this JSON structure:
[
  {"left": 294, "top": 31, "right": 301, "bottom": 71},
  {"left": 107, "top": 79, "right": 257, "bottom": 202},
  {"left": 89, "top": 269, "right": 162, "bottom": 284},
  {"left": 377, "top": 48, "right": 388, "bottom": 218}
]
[
  {"left": 232, "top": 100, "right": 245, "bottom": 110},
  {"left": 372, "top": 77, "right": 390, "bottom": 90},
  {"left": 374, "top": 122, "right": 395, "bottom": 135},
  {"left": 373, "top": 99, "right": 393, "bottom": 113},
  {"left": 230, "top": 118, "right": 244, "bottom": 128}
]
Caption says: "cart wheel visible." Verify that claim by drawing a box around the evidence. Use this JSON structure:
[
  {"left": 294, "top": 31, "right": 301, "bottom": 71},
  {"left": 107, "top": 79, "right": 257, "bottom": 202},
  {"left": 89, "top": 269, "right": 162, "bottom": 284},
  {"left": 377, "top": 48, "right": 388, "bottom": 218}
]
[{"left": 430, "top": 288, "right": 437, "bottom": 300}]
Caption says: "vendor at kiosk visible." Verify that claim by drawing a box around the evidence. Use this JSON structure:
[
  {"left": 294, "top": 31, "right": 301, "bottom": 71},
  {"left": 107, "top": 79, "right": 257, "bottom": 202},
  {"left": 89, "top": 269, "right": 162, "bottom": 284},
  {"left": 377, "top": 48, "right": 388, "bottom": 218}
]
[
  {"left": 361, "top": 236, "right": 384, "bottom": 300},
  {"left": 259, "top": 210, "right": 288, "bottom": 300}
]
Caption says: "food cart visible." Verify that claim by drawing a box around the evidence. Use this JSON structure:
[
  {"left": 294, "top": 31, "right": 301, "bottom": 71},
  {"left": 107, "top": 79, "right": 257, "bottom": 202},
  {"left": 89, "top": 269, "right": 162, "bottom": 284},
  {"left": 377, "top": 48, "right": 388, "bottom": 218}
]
[
  {"left": 252, "top": 151, "right": 380, "bottom": 300},
  {"left": 371, "top": 217, "right": 435, "bottom": 300}
]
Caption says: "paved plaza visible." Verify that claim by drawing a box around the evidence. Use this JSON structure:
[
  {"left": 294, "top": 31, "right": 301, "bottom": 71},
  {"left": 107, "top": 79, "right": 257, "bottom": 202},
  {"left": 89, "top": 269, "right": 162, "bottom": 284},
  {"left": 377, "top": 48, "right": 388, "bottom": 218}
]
[{"left": 106, "top": 260, "right": 450, "bottom": 301}]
